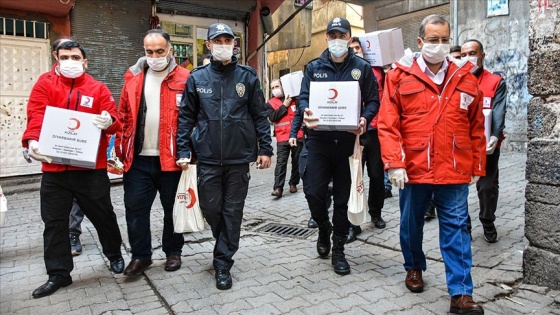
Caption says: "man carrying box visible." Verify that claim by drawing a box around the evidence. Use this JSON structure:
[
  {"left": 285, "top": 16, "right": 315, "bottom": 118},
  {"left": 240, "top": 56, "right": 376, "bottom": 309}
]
[
  {"left": 299, "top": 17, "right": 379, "bottom": 276},
  {"left": 22, "top": 41, "right": 125, "bottom": 298},
  {"left": 267, "top": 79, "right": 303, "bottom": 198}
]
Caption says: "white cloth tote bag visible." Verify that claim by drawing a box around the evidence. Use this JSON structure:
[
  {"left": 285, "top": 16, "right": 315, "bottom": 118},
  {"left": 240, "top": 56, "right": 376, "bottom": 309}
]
[
  {"left": 173, "top": 165, "right": 205, "bottom": 233},
  {"left": 347, "top": 135, "right": 367, "bottom": 225}
]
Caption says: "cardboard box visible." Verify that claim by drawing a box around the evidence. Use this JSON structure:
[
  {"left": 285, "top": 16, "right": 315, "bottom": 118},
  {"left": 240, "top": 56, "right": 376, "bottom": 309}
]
[
  {"left": 280, "top": 71, "right": 303, "bottom": 97},
  {"left": 39, "top": 106, "right": 102, "bottom": 168},
  {"left": 308, "top": 81, "right": 361, "bottom": 131},
  {"left": 359, "top": 28, "right": 405, "bottom": 66}
]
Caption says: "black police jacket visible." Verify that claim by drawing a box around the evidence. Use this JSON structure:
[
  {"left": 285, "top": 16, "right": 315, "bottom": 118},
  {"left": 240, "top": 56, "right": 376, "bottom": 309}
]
[
  {"left": 298, "top": 48, "right": 379, "bottom": 143},
  {"left": 177, "top": 57, "right": 273, "bottom": 165}
]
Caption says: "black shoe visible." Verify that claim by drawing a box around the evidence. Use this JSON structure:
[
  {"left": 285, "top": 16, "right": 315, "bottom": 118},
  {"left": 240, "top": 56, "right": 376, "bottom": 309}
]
[
  {"left": 346, "top": 225, "right": 362, "bottom": 243},
  {"left": 317, "top": 221, "right": 332, "bottom": 258},
  {"left": 332, "top": 234, "right": 350, "bottom": 275},
  {"left": 483, "top": 224, "right": 498, "bottom": 243},
  {"left": 32, "top": 278, "right": 72, "bottom": 298},
  {"left": 371, "top": 217, "right": 386, "bottom": 229},
  {"left": 215, "top": 269, "right": 232, "bottom": 290},
  {"left": 384, "top": 188, "right": 393, "bottom": 199},
  {"left": 425, "top": 205, "right": 436, "bottom": 220},
  {"left": 123, "top": 258, "right": 153, "bottom": 276},
  {"left": 70, "top": 233, "right": 82, "bottom": 256},
  {"left": 307, "top": 218, "right": 318, "bottom": 229},
  {"left": 110, "top": 257, "right": 125, "bottom": 274}
]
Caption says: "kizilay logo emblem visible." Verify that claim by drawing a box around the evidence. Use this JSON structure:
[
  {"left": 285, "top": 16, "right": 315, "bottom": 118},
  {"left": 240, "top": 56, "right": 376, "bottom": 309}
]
[
  {"left": 65, "top": 118, "right": 81, "bottom": 135},
  {"left": 176, "top": 188, "right": 197, "bottom": 209},
  {"left": 327, "top": 88, "right": 339, "bottom": 104}
]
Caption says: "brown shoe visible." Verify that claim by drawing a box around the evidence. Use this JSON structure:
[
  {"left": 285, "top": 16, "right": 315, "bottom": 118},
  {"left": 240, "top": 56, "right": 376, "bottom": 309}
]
[
  {"left": 271, "top": 188, "right": 282, "bottom": 197},
  {"left": 405, "top": 269, "right": 424, "bottom": 293},
  {"left": 123, "top": 258, "right": 152, "bottom": 276},
  {"left": 450, "top": 295, "right": 484, "bottom": 314},
  {"left": 165, "top": 255, "right": 182, "bottom": 272},
  {"left": 289, "top": 185, "right": 297, "bottom": 193}
]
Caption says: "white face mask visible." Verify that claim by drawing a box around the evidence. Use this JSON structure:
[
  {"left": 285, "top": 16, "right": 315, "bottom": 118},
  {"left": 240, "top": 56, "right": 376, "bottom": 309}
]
[
  {"left": 146, "top": 49, "right": 170, "bottom": 72},
  {"left": 271, "top": 88, "right": 284, "bottom": 98},
  {"left": 212, "top": 44, "right": 234, "bottom": 62},
  {"left": 421, "top": 41, "right": 450, "bottom": 64},
  {"left": 328, "top": 39, "right": 349, "bottom": 58},
  {"left": 465, "top": 56, "right": 479, "bottom": 73},
  {"left": 59, "top": 60, "right": 85, "bottom": 79},
  {"left": 356, "top": 53, "right": 364, "bottom": 58}
]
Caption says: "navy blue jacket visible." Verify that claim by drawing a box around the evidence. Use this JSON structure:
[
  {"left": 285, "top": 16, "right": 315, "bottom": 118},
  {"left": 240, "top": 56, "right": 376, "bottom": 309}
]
[
  {"left": 177, "top": 57, "right": 273, "bottom": 165},
  {"left": 298, "top": 48, "right": 379, "bottom": 143}
]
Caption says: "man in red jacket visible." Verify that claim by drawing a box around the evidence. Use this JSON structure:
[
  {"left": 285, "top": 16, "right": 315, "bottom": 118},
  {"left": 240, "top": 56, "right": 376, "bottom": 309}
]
[
  {"left": 267, "top": 79, "right": 304, "bottom": 198},
  {"left": 461, "top": 39, "right": 507, "bottom": 243},
  {"left": 378, "top": 15, "right": 486, "bottom": 314},
  {"left": 22, "top": 41, "right": 124, "bottom": 298},
  {"left": 115, "top": 29, "right": 190, "bottom": 276}
]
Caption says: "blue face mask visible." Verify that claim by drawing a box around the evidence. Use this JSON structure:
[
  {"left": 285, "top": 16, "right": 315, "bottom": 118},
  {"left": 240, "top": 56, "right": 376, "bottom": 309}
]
[{"left": 328, "top": 39, "right": 349, "bottom": 58}]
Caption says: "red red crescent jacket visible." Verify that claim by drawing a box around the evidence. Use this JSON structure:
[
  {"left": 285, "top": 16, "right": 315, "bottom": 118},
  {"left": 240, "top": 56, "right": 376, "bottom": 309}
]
[
  {"left": 22, "top": 70, "right": 121, "bottom": 172},
  {"left": 477, "top": 69, "right": 505, "bottom": 147},
  {"left": 369, "top": 66, "right": 385, "bottom": 129},
  {"left": 115, "top": 58, "right": 190, "bottom": 172},
  {"left": 267, "top": 97, "right": 303, "bottom": 142},
  {"left": 378, "top": 53, "right": 486, "bottom": 184}
]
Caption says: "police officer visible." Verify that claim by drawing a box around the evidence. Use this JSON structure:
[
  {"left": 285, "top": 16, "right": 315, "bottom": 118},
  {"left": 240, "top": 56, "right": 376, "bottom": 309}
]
[
  {"left": 299, "top": 17, "right": 379, "bottom": 275},
  {"left": 177, "top": 23, "right": 273, "bottom": 290}
]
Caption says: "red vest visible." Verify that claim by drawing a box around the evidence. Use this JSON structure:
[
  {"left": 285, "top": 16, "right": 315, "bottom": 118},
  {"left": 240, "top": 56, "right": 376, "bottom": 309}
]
[
  {"left": 269, "top": 97, "right": 303, "bottom": 142},
  {"left": 478, "top": 69, "right": 505, "bottom": 146},
  {"left": 369, "top": 66, "right": 385, "bottom": 129}
]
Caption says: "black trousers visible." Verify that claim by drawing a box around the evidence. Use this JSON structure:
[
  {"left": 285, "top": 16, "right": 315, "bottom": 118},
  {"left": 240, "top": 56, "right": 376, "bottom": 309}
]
[
  {"left": 476, "top": 148, "right": 501, "bottom": 226},
  {"left": 123, "top": 156, "right": 184, "bottom": 259},
  {"left": 197, "top": 163, "right": 250, "bottom": 271},
  {"left": 303, "top": 138, "right": 353, "bottom": 236},
  {"left": 363, "top": 129, "right": 385, "bottom": 218},
  {"left": 273, "top": 141, "right": 303, "bottom": 190},
  {"left": 40, "top": 170, "right": 122, "bottom": 281}
]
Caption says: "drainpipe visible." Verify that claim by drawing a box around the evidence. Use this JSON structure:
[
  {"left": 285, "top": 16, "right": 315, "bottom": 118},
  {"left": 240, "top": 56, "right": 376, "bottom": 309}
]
[{"left": 453, "top": 0, "right": 459, "bottom": 45}]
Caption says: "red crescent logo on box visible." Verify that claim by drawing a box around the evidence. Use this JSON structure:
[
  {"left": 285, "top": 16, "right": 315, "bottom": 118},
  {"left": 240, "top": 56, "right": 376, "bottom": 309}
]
[
  {"left": 366, "top": 40, "right": 371, "bottom": 48},
  {"left": 328, "top": 88, "right": 338, "bottom": 100},
  {"left": 68, "top": 118, "right": 81, "bottom": 130},
  {"left": 186, "top": 188, "right": 197, "bottom": 208}
]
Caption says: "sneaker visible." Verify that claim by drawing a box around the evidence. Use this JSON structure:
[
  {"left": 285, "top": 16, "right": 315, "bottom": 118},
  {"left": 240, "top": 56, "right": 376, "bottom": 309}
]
[{"left": 69, "top": 234, "right": 82, "bottom": 256}]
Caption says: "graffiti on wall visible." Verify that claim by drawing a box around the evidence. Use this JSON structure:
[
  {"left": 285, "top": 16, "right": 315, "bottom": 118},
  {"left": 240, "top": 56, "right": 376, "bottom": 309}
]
[{"left": 460, "top": 17, "right": 531, "bottom": 150}]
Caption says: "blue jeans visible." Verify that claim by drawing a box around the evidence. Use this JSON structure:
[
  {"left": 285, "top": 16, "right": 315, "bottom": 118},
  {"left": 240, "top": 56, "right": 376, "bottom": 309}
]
[
  {"left": 69, "top": 199, "right": 84, "bottom": 235},
  {"left": 384, "top": 172, "right": 392, "bottom": 190},
  {"left": 399, "top": 183, "right": 473, "bottom": 297},
  {"left": 123, "top": 156, "right": 183, "bottom": 260}
]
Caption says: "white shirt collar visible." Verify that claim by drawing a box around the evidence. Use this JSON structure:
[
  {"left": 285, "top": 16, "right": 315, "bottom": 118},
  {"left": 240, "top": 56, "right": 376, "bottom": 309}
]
[{"left": 417, "top": 55, "right": 448, "bottom": 85}]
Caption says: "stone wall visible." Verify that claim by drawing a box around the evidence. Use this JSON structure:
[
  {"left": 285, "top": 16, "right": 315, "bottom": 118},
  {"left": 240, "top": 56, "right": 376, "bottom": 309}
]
[
  {"left": 454, "top": 0, "right": 531, "bottom": 152},
  {"left": 524, "top": 0, "right": 560, "bottom": 290}
]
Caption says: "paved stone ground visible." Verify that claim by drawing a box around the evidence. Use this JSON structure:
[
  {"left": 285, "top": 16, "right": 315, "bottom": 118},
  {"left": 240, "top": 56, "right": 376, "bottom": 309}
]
[{"left": 1, "top": 149, "right": 559, "bottom": 314}]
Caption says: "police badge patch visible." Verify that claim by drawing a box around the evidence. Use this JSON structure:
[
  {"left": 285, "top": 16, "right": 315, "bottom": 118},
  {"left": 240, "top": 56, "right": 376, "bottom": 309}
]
[
  {"left": 236, "top": 83, "right": 246, "bottom": 97},
  {"left": 351, "top": 69, "right": 361, "bottom": 80}
]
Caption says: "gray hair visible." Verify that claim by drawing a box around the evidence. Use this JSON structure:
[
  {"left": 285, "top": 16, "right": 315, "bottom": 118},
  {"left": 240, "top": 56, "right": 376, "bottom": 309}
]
[{"left": 419, "top": 14, "right": 450, "bottom": 38}]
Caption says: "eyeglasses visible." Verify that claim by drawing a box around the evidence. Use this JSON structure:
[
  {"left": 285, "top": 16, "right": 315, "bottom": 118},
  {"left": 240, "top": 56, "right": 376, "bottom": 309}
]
[{"left": 422, "top": 37, "right": 452, "bottom": 45}]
